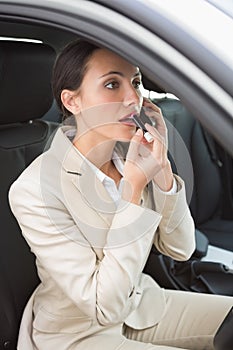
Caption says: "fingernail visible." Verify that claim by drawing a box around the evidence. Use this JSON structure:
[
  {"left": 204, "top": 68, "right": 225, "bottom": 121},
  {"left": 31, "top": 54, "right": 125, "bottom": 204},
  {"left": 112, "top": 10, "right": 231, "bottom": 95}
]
[{"left": 136, "top": 129, "right": 142, "bottom": 135}]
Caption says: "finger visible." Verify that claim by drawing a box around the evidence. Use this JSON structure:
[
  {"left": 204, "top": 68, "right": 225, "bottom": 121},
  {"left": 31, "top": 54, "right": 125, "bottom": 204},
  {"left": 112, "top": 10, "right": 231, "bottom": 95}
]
[
  {"left": 145, "top": 123, "right": 164, "bottom": 142},
  {"left": 145, "top": 109, "right": 165, "bottom": 129},
  {"left": 142, "top": 100, "right": 166, "bottom": 130},
  {"left": 145, "top": 122, "right": 168, "bottom": 151},
  {"left": 127, "top": 128, "right": 144, "bottom": 160},
  {"left": 143, "top": 97, "right": 161, "bottom": 113}
]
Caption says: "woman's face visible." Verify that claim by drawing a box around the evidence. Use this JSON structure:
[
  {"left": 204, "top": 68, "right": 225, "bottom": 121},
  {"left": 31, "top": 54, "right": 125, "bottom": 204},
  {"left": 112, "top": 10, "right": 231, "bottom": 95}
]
[{"left": 68, "top": 48, "right": 143, "bottom": 142}]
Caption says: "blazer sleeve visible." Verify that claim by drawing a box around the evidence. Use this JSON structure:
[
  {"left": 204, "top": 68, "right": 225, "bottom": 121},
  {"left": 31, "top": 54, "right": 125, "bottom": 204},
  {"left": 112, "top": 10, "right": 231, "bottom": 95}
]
[
  {"left": 152, "top": 174, "right": 196, "bottom": 260},
  {"left": 9, "top": 177, "right": 162, "bottom": 327}
]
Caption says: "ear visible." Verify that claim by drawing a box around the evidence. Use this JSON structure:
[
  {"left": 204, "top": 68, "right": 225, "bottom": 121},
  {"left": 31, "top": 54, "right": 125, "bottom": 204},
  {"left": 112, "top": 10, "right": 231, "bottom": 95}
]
[{"left": 60, "top": 89, "right": 81, "bottom": 115}]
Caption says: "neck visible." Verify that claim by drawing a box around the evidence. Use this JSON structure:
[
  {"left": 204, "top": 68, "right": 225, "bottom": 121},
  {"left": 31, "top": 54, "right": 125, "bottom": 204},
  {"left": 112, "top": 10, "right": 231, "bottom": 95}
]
[
  {"left": 73, "top": 131, "right": 122, "bottom": 185},
  {"left": 73, "top": 132, "right": 116, "bottom": 171}
]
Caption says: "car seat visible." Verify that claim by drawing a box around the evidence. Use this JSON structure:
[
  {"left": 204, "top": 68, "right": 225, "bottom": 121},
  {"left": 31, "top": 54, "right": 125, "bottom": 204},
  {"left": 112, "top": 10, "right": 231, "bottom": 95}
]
[
  {"left": 154, "top": 96, "right": 233, "bottom": 251},
  {"left": 0, "top": 40, "right": 58, "bottom": 350},
  {"left": 142, "top": 74, "right": 233, "bottom": 251}
]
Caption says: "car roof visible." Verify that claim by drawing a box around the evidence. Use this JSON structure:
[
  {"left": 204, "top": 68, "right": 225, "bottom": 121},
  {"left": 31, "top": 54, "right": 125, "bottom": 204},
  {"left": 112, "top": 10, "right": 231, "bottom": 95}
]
[{"left": 0, "top": 0, "right": 232, "bottom": 154}]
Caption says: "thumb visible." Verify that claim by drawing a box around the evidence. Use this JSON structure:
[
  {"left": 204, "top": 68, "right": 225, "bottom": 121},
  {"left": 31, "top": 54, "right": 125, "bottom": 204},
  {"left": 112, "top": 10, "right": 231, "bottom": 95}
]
[
  {"left": 127, "top": 128, "right": 143, "bottom": 160},
  {"left": 132, "top": 128, "right": 143, "bottom": 142}
]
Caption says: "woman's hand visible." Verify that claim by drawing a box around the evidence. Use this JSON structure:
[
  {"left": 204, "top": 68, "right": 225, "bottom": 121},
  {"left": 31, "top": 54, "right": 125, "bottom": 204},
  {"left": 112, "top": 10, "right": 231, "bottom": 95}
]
[
  {"left": 122, "top": 98, "right": 174, "bottom": 204},
  {"left": 142, "top": 97, "right": 168, "bottom": 144}
]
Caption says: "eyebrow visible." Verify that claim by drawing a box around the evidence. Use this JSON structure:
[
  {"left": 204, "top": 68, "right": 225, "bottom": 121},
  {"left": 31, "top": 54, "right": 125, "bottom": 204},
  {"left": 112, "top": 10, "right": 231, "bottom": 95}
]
[{"left": 99, "top": 71, "right": 141, "bottom": 79}]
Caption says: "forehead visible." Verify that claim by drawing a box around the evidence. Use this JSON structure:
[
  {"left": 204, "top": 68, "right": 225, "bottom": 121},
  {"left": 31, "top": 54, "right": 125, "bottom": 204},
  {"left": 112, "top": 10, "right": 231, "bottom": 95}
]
[{"left": 86, "top": 48, "right": 139, "bottom": 76}]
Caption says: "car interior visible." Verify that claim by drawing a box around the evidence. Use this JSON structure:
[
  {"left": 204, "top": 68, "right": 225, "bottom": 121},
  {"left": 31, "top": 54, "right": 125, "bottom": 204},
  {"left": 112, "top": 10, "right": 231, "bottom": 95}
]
[{"left": 0, "top": 19, "right": 232, "bottom": 350}]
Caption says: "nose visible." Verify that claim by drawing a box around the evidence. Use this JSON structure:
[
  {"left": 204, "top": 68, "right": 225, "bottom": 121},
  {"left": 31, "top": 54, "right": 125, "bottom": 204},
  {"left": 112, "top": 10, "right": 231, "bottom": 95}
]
[{"left": 123, "top": 84, "right": 141, "bottom": 108}]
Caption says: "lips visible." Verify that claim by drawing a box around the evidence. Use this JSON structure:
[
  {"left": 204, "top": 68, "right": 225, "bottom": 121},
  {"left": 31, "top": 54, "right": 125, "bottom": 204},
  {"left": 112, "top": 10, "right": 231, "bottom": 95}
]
[{"left": 119, "top": 113, "right": 136, "bottom": 125}]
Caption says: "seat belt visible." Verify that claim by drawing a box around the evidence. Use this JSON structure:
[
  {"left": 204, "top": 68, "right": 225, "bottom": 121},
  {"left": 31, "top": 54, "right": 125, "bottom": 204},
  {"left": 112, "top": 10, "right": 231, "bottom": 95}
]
[
  {"left": 215, "top": 142, "right": 233, "bottom": 219},
  {"left": 201, "top": 128, "right": 233, "bottom": 219}
]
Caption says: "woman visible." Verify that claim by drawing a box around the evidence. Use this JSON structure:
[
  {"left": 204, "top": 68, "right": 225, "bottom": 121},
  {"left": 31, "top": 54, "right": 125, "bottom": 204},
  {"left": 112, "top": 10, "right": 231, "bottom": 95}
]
[{"left": 9, "top": 39, "right": 232, "bottom": 350}]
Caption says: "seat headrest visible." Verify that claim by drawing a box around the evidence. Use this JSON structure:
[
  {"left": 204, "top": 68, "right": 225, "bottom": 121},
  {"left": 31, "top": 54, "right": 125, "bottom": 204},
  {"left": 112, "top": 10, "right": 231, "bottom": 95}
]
[
  {"left": 0, "top": 41, "right": 56, "bottom": 125},
  {"left": 142, "top": 75, "right": 166, "bottom": 93}
]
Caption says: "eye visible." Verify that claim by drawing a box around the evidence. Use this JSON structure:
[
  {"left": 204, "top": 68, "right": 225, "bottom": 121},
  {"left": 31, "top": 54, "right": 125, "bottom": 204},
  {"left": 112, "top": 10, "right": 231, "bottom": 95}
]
[
  {"left": 133, "top": 79, "right": 141, "bottom": 89},
  {"left": 105, "top": 80, "right": 119, "bottom": 89}
]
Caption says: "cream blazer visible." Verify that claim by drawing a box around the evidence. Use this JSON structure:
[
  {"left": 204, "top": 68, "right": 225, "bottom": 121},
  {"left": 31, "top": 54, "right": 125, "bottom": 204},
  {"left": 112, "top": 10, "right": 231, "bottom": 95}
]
[{"left": 9, "top": 126, "right": 195, "bottom": 349}]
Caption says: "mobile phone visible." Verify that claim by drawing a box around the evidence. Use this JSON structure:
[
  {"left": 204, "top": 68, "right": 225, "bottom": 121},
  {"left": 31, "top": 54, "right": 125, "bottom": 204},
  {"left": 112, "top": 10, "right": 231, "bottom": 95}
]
[
  {"left": 133, "top": 109, "right": 154, "bottom": 142},
  {"left": 139, "top": 108, "right": 154, "bottom": 127}
]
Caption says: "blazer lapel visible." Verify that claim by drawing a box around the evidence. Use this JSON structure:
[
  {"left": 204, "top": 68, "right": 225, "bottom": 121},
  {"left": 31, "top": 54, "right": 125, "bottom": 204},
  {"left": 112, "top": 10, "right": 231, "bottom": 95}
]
[
  {"left": 71, "top": 161, "right": 117, "bottom": 227},
  {"left": 50, "top": 127, "right": 117, "bottom": 255}
]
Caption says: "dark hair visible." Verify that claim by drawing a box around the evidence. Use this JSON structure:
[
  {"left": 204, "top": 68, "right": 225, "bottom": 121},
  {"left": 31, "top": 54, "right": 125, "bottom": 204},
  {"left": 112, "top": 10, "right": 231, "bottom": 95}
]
[{"left": 52, "top": 39, "right": 100, "bottom": 118}]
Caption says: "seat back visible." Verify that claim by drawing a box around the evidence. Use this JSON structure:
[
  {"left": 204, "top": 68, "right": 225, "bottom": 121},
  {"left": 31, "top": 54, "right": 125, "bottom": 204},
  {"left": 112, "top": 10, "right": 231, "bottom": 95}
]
[
  {"left": 154, "top": 97, "right": 233, "bottom": 250},
  {"left": 155, "top": 97, "right": 222, "bottom": 221},
  {"left": 0, "top": 40, "right": 58, "bottom": 349}
]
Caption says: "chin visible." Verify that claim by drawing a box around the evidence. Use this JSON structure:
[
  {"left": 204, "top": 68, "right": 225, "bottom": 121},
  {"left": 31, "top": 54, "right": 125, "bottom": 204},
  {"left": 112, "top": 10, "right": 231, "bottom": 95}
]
[
  {"left": 114, "top": 134, "right": 133, "bottom": 143},
  {"left": 103, "top": 127, "right": 135, "bottom": 142},
  {"left": 119, "top": 128, "right": 136, "bottom": 141}
]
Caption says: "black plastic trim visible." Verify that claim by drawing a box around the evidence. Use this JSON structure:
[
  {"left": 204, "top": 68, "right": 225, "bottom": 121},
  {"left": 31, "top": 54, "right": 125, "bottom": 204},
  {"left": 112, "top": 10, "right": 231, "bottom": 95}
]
[{"left": 0, "top": 1, "right": 232, "bottom": 155}]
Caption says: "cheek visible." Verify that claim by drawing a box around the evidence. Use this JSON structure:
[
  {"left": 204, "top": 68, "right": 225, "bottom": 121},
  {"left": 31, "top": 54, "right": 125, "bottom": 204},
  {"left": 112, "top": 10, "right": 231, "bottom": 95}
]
[
  {"left": 79, "top": 96, "right": 97, "bottom": 110},
  {"left": 78, "top": 103, "right": 121, "bottom": 131},
  {"left": 80, "top": 88, "right": 114, "bottom": 109},
  {"left": 138, "top": 93, "right": 143, "bottom": 107},
  {"left": 81, "top": 102, "right": 128, "bottom": 126}
]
